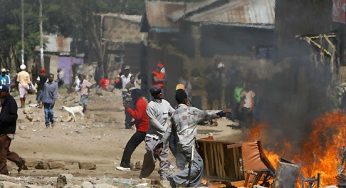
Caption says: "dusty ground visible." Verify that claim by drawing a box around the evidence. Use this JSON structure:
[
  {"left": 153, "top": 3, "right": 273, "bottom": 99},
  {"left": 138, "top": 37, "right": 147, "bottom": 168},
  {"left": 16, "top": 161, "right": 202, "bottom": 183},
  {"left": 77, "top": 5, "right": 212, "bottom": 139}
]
[{"left": 4, "top": 88, "right": 242, "bottom": 186}]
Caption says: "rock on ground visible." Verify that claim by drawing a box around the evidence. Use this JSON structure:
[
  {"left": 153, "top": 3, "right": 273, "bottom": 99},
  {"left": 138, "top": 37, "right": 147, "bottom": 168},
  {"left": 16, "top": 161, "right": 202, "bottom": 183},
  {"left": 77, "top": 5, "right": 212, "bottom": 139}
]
[{"left": 78, "top": 162, "right": 96, "bottom": 170}]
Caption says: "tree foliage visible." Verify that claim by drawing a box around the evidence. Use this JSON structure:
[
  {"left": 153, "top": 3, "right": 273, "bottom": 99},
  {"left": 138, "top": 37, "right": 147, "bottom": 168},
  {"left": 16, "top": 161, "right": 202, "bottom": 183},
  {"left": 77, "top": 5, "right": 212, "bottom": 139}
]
[{"left": 0, "top": 0, "right": 205, "bottom": 71}]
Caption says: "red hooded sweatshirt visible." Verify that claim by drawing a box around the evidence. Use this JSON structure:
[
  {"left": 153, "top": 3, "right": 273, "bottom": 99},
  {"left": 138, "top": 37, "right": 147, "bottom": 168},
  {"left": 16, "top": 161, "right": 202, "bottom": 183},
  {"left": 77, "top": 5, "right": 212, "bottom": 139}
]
[{"left": 126, "top": 97, "right": 149, "bottom": 133}]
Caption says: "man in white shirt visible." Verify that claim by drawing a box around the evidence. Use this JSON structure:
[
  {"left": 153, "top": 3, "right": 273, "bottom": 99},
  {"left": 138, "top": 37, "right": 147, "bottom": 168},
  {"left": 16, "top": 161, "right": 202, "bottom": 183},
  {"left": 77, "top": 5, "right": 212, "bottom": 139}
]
[
  {"left": 121, "top": 66, "right": 132, "bottom": 89},
  {"left": 240, "top": 85, "right": 256, "bottom": 128},
  {"left": 121, "top": 65, "right": 134, "bottom": 129},
  {"left": 16, "top": 64, "right": 31, "bottom": 108}
]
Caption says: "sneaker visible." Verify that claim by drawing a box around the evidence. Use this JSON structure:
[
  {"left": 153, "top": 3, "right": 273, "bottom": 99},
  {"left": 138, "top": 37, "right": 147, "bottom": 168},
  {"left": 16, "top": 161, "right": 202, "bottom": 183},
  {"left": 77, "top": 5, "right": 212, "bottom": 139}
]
[{"left": 116, "top": 166, "right": 131, "bottom": 171}]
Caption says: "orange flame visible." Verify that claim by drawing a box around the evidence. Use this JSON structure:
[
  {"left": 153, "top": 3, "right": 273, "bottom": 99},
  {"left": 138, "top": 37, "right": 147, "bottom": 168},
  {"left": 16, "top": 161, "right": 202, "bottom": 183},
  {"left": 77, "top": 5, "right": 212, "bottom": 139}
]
[
  {"left": 246, "top": 112, "right": 346, "bottom": 187},
  {"left": 294, "top": 112, "right": 346, "bottom": 186}
]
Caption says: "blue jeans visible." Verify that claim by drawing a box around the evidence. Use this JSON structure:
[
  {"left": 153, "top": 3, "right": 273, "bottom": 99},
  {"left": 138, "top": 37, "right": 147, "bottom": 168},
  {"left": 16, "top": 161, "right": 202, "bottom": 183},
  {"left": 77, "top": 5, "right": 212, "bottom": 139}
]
[{"left": 43, "top": 103, "right": 54, "bottom": 126}]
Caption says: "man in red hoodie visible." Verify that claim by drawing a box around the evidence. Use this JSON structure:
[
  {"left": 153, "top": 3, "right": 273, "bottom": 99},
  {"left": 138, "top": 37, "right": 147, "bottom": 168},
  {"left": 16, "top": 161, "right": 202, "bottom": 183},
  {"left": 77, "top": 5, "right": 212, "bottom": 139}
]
[{"left": 116, "top": 89, "right": 149, "bottom": 171}]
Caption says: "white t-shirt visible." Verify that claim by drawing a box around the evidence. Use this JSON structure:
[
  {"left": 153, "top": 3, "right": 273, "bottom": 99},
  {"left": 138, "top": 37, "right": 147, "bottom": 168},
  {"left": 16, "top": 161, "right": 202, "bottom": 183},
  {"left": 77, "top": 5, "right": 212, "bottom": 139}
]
[
  {"left": 121, "top": 74, "right": 132, "bottom": 89},
  {"left": 243, "top": 90, "right": 255, "bottom": 109}
]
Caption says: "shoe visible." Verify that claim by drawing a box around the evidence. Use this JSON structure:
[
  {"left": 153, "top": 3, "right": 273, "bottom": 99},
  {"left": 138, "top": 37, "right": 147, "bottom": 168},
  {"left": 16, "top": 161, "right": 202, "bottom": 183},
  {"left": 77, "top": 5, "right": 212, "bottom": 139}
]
[
  {"left": 116, "top": 166, "right": 131, "bottom": 171},
  {"left": 50, "top": 121, "right": 54, "bottom": 128},
  {"left": 17, "top": 160, "right": 28, "bottom": 173},
  {"left": 45, "top": 123, "right": 50, "bottom": 128}
]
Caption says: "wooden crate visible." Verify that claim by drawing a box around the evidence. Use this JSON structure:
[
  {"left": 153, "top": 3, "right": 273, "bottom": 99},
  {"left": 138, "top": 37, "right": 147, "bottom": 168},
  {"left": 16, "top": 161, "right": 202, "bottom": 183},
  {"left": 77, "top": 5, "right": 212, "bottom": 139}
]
[{"left": 197, "top": 139, "right": 244, "bottom": 181}]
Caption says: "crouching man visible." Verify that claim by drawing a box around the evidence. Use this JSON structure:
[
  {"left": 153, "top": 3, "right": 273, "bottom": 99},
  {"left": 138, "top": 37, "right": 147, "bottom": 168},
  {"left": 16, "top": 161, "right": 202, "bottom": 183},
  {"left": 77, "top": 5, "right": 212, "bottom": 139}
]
[
  {"left": 168, "top": 89, "right": 227, "bottom": 187},
  {"left": 0, "top": 85, "right": 27, "bottom": 174}
]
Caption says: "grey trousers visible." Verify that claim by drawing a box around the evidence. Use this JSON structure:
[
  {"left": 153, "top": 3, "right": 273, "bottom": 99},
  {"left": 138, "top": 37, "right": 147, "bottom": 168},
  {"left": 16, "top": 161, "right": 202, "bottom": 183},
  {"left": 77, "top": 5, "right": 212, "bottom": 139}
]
[
  {"left": 139, "top": 136, "right": 170, "bottom": 180},
  {"left": 168, "top": 148, "right": 204, "bottom": 188}
]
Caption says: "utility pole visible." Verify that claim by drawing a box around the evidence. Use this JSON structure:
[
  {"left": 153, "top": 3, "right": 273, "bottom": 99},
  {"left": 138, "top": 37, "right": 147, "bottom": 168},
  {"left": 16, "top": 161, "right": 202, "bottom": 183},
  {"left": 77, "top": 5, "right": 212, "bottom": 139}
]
[
  {"left": 39, "top": 0, "right": 44, "bottom": 68},
  {"left": 21, "top": 0, "right": 24, "bottom": 65}
]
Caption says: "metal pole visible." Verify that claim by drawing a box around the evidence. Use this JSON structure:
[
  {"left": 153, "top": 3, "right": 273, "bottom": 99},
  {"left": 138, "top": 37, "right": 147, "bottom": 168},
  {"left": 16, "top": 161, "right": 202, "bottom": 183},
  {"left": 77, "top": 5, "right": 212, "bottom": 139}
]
[
  {"left": 39, "top": 0, "right": 44, "bottom": 68},
  {"left": 316, "top": 173, "right": 321, "bottom": 188},
  {"left": 21, "top": 0, "right": 25, "bottom": 65}
]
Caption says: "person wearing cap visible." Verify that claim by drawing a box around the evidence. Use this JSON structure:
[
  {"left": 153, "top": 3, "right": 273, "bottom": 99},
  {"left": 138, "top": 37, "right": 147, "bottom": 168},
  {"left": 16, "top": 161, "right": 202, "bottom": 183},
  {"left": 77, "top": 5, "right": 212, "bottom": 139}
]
[
  {"left": 116, "top": 89, "right": 149, "bottom": 171},
  {"left": 0, "top": 69, "right": 10, "bottom": 91},
  {"left": 0, "top": 85, "right": 27, "bottom": 174},
  {"left": 36, "top": 68, "right": 48, "bottom": 107},
  {"left": 167, "top": 89, "right": 227, "bottom": 187},
  {"left": 16, "top": 64, "right": 31, "bottom": 108},
  {"left": 152, "top": 62, "right": 166, "bottom": 90},
  {"left": 121, "top": 65, "right": 132, "bottom": 90},
  {"left": 120, "top": 65, "right": 133, "bottom": 129},
  {"left": 39, "top": 74, "right": 58, "bottom": 128},
  {"left": 139, "top": 87, "right": 175, "bottom": 180}
]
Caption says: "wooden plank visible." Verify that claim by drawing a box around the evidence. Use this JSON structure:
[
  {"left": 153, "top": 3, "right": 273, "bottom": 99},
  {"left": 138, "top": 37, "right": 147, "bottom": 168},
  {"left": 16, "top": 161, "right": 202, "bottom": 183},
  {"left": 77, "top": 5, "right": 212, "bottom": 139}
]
[
  {"left": 203, "top": 143, "right": 210, "bottom": 176},
  {"left": 226, "top": 143, "right": 243, "bottom": 149},
  {"left": 210, "top": 143, "right": 215, "bottom": 175},
  {"left": 220, "top": 144, "right": 226, "bottom": 177},
  {"left": 216, "top": 144, "right": 221, "bottom": 176},
  {"left": 237, "top": 148, "right": 242, "bottom": 179},
  {"left": 232, "top": 148, "right": 239, "bottom": 179}
]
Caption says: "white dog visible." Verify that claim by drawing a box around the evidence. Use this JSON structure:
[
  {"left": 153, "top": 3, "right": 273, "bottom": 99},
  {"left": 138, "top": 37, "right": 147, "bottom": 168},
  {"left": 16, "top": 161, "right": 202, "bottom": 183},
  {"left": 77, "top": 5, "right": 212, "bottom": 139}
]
[{"left": 62, "top": 106, "right": 84, "bottom": 122}]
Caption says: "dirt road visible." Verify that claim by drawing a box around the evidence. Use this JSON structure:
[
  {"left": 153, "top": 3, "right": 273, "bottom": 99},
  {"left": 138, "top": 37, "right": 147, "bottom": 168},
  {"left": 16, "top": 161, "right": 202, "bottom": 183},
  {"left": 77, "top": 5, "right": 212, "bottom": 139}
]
[{"left": 5, "top": 89, "right": 241, "bottom": 186}]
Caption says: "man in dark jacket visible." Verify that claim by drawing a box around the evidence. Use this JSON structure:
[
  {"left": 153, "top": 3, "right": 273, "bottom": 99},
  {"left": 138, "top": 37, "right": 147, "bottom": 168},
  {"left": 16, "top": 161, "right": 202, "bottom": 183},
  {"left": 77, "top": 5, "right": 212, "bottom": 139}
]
[{"left": 0, "top": 85, "right": 27, "bottom": 174}]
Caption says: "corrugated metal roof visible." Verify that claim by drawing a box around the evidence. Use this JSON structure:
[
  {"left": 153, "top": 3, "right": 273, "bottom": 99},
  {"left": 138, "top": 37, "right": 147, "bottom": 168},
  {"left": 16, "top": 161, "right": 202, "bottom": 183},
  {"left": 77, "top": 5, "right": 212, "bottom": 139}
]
[
  {"left": 146, "top": 1, "right": 185, "bottom": 30},
  {"left": 95, "top": 13, "right": 141, "bottom": 23},
  {"left": 168, "top": 0, "right": 224, "bottom": 21},
  {"left": 187, "top": 0, "right": 275, "bottom": 26}
]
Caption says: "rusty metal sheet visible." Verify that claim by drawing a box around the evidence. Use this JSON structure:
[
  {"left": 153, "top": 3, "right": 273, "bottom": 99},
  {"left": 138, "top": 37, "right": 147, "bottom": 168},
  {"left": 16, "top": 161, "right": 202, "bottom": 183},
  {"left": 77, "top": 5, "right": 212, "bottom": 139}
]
[
  {"left": 146, "top": 1, "right": 185, "bottom": 29},
  {"left": 187, "top": 0, "right": 275, "bottom": 26}
]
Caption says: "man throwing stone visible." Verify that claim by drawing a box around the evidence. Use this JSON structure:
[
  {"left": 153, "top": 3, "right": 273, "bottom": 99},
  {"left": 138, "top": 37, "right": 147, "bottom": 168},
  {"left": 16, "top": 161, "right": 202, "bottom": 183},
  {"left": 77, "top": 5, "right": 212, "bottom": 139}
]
[{"left": 168, "top": 89, "right": 227, "bottom": 187}]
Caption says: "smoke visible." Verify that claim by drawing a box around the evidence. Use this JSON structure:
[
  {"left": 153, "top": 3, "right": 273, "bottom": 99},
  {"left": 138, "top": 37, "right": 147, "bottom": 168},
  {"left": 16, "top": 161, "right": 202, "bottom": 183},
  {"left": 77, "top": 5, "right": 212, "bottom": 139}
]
[{"left": 253, "top": 50, "right": 336, "bottom": 156}]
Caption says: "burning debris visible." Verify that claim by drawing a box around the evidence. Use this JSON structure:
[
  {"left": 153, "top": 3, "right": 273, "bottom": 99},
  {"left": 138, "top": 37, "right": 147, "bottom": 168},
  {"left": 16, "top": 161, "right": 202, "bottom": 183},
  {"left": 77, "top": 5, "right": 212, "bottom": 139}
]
[{"left": 238, "top": 111, "right": 346, "bottom": 187}]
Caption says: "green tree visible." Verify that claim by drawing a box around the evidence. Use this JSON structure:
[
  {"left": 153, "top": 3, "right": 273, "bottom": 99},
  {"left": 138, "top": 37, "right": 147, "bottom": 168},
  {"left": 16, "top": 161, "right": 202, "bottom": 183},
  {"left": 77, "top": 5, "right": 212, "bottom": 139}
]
[{"left": 0, "top": 0, "right": 40, "bottom": 70}]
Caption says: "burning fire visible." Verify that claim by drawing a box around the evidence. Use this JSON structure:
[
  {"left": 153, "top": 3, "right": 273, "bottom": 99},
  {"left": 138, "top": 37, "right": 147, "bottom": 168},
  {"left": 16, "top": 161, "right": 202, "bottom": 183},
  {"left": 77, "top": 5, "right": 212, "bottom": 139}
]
[
  {"left": 247, "top": 112, "right": 346, "bottom": 186},
  {"left": 296, "top": 112, "right": 346, "bottom": 186}
]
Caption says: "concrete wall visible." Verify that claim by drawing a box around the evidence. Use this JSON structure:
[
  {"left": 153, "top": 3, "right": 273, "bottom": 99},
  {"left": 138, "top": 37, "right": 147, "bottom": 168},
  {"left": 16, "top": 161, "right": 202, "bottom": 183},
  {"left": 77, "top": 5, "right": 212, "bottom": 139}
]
[{"left": 103, "top": 17, "right": 142, "bottom": 43}]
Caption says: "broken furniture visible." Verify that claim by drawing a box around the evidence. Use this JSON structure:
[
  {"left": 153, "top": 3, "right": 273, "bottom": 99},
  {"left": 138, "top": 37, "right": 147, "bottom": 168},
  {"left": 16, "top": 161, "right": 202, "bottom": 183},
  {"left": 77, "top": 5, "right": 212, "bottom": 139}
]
[
  {"left": 239, "top": 141, "right": 275, "bottom": 188},
  {"left": 300, "top": 174, "right": 321, "bottom": 188},
  {"left": 197, "top": 139, "right": 243, "bottom": 181},
  {"left": 197, "top": 139, "right": 276, "bottom": 187},
  {"left": 274, "top": 160, "right": 300, "bottom": 188}
]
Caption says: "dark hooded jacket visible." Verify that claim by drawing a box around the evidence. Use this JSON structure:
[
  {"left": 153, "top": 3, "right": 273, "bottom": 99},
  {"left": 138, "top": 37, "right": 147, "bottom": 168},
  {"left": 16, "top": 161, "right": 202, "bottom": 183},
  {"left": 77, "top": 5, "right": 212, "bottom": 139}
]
[{"left": 0, "top": 94, "right": 18, "bottom": 134}]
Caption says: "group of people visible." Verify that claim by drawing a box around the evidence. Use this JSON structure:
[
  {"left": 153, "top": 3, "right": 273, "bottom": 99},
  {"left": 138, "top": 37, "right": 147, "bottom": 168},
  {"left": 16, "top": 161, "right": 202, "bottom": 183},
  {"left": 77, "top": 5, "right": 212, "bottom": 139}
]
[
  {"left": 115, "top": 63, "right": 229, "bottom": 187},
  {"left": 0, "top": 60, "right": 240, "bottom": 187},
  {"left": 38, "top": 72, "right": 92, "bottom": 128},
  {"left": 205, "top": 62, "right": 256, "bottom": 128},
  {"left": 0, "top": 64, "right": 94, "bottom": 174}
]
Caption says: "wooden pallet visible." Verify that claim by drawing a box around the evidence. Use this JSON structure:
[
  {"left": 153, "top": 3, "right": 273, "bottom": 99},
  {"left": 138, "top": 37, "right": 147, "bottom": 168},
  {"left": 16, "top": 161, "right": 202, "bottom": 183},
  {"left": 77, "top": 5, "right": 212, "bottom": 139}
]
[{"left": 197, "top": 139, "right": 244, "bottom": 181}]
